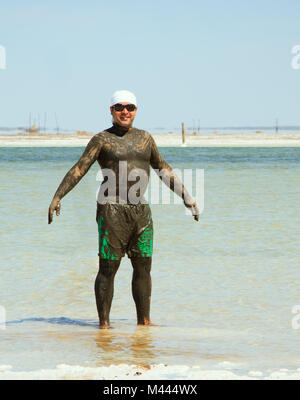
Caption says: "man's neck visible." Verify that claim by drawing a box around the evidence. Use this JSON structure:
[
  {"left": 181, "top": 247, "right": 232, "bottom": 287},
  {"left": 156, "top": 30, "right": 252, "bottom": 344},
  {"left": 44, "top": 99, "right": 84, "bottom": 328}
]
[{"left": 112, "top": 122, "right": 133, "bottom": 136}]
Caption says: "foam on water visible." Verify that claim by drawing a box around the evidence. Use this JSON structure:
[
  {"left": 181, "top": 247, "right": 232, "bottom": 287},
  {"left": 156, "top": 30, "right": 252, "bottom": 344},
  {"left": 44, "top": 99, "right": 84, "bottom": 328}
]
[{"left": 0, "top": 363, "right": 300, "bottom": 380}]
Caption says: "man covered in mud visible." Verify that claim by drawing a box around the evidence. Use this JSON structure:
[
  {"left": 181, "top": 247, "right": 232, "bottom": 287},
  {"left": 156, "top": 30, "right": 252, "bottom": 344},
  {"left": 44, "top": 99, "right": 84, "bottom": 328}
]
[{"left": 48, "top": 90, "right": 199, "bottom": 329}]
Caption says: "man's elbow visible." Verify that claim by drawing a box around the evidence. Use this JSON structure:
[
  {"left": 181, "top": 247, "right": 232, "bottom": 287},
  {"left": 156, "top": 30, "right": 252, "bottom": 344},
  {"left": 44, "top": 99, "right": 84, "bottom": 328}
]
[{"left": 73, "top": 164, "right": 86, "bottom": 179}]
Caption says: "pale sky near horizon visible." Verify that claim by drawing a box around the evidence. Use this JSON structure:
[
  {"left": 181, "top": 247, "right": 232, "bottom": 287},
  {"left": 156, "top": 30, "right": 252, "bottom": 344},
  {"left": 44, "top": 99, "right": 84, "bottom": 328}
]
[{"left": 1, "top": 0, "right": 300, "bottom": 132}]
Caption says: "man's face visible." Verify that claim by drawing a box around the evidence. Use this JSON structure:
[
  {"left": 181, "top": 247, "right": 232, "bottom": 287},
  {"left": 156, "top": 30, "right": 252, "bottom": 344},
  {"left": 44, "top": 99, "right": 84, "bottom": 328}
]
[{"left": 110, "top": 102, "right": 137, "bottom": 128}]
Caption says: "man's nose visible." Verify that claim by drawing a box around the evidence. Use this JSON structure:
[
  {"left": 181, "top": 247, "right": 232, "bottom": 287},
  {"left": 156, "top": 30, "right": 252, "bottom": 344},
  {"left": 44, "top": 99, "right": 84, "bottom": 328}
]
[{"left": 121, "top": 107, "right": 129, "bottom": 115}]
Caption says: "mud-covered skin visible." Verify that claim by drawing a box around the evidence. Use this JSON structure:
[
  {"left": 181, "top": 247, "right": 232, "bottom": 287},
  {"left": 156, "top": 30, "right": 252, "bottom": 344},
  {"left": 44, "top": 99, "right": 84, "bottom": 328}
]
[
  {"left": 94, "top": 257, "right": 152, "bottom": 328},
  {"left": 48, "top": 123, "right": 199, "bottom": 223},
  {"left": 94, "top": 259, "right": 121, "bottom": 329},
  {"left": 131, "top": 257, "right": 152, "bottom": 325}
]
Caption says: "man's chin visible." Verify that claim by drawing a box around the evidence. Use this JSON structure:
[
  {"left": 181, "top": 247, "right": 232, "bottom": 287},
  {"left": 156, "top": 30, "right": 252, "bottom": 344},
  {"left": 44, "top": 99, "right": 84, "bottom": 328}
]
[{"left": 118, "top": 120, "right": 132, "bottom": 128}]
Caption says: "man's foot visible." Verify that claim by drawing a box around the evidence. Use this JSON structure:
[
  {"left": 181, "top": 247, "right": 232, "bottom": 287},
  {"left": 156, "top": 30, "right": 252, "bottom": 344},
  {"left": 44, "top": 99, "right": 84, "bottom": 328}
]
[
  {"left": 137, "top": 318, "right": 157, "bottom": 326},
  {"left": 99, "top": 322, "right": 111, "bottom": 329}
]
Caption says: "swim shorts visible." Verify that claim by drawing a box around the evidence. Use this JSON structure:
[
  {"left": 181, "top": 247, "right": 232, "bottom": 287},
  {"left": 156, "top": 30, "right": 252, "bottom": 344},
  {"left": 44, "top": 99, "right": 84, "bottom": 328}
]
[{"left": 97, "top": 203, "right": 153, "bottom": 260}]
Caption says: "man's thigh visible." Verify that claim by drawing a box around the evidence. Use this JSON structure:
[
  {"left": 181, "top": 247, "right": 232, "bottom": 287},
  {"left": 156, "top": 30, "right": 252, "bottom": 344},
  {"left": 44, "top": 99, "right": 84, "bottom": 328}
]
[
  {"left": 97, "top": 203, "right": 132, "bottom": 260},
  {"left": 127, "top": 205, "right": 153, "bottom": 258}
]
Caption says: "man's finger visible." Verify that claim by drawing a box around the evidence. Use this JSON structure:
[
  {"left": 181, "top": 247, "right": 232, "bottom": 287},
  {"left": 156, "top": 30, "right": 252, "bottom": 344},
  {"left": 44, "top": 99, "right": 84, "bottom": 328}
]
[
  {"left": 190, "top": 205, "right": 199, "bottom": 222},
  {"left": 48, "top": 208, "right": 53, "bottom": 224}
]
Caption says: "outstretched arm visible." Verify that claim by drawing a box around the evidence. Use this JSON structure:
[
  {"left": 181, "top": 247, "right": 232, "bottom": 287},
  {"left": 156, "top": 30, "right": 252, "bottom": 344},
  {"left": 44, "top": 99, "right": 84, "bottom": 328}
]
[
  {"left": 149, "top": 135, "right": 199, "bottom": 221},
  {"left": 48, "top": 135, "right": 102, "bottom": 224}
]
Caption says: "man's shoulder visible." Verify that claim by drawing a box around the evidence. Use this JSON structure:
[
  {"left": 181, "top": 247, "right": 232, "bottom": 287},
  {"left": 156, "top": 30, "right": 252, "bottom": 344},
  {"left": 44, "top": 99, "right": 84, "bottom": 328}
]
[
  {"left": 133, "top": 127, "right": 153, "bottom": 139},
  {"left": 95, "top": 129, "right": 109, "bottom": 137},
  {"left": 90, "top": 130, "right": 111, "bottom": 142}
]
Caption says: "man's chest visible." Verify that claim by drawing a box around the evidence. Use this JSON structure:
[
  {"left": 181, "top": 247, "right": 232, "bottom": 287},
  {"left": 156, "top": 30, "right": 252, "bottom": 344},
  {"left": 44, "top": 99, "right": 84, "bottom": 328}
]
[{"left": 99, "top": 132, "right": 151, "bottom": 163}]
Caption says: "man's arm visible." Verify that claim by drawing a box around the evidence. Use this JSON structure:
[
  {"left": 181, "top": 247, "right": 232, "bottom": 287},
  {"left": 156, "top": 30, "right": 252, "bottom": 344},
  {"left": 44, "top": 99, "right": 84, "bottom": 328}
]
[
  {"left": 48, "top": 135, "right": 102, "bottom": 224},
  {"left": 149, "top": 135, "right": 199, "bottom": 221}
]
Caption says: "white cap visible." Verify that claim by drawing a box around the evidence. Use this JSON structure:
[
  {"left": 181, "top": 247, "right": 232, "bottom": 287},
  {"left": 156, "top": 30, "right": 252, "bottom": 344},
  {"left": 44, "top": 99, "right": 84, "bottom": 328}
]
[{"left": 111, "top": 90, "right": 137, "bottom": 106}]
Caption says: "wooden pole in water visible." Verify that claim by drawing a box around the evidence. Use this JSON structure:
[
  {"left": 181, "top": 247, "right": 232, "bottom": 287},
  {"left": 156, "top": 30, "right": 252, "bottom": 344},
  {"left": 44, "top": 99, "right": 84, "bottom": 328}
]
[
  {"left": 181, "top": 122, "right": 185, "bottom": 144},
  {"left": 55, "top": 112, "right": 59, "bottom": 134},
  {"left": 44, "top": 112, "right": 47, "bottom": 132}
]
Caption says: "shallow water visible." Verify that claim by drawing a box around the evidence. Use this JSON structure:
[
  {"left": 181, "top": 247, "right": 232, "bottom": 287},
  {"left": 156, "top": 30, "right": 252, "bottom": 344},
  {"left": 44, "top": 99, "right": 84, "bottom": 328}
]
[{"left": 0, "top": 146, "right": 299, "bottom": 377}]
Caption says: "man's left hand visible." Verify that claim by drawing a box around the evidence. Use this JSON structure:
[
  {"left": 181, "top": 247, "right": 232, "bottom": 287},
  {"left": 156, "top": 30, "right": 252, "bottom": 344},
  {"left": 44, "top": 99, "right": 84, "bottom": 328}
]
[{"left": 184, "top": 198, "right": 200, "bottom": 222}]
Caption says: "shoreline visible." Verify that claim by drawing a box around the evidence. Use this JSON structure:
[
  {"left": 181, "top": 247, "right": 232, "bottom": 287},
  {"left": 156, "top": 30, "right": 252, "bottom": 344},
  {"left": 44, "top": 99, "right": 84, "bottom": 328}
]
[{"left": 0, "top": 132, "right": 300, "bottom": 147}]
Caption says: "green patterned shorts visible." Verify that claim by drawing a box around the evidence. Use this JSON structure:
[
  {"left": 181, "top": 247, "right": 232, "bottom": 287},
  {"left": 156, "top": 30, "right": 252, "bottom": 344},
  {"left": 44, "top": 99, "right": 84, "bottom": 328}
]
[{"left": 97, "top": 203, "right": 153, "bottom": 260}]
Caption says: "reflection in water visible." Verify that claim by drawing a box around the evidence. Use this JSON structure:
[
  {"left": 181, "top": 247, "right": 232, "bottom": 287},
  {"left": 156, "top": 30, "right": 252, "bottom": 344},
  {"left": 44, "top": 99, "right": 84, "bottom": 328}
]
[
  {"left": 129, "top": 327, "right": 157, "bottom": 365},
  {"left": 94, "top": 326, "right": 157, "bottom": 366}
]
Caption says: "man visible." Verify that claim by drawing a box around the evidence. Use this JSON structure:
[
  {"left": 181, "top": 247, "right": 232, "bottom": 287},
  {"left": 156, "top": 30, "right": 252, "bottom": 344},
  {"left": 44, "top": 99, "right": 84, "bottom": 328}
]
[{"left": 48, "top": 90, "right": 199, "bottom": 329}]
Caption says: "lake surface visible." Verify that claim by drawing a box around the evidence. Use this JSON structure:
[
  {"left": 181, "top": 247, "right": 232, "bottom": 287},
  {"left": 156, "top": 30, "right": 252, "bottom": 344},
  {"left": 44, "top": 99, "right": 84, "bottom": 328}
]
[{"left": 0, "top": 146, "right": 299, "bottom": 378}]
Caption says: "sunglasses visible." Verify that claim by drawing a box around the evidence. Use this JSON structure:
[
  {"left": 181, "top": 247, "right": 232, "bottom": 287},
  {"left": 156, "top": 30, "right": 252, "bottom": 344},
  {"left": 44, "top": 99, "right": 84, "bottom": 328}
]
[{"left": 113, "top": 103, "right": 136, "bottom": 112}]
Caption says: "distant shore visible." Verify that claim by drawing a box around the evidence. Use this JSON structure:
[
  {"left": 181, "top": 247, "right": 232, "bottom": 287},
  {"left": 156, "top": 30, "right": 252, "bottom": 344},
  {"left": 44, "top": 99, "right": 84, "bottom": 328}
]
[{"left": 1, "top": 132, "right": 300, "bottom": 147}]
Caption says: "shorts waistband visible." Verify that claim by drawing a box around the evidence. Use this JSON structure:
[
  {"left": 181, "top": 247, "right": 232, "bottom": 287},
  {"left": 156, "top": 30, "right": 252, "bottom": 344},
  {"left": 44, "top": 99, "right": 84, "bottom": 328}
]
[{"left": 97, "top": 202, "right": 149, "bottom": 207}]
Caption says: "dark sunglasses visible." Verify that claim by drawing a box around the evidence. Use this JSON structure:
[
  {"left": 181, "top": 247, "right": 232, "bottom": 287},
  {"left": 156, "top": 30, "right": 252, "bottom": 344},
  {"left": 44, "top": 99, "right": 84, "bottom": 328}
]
[{"left": 113, "top": 103, "right": 136, "bottom": 112}]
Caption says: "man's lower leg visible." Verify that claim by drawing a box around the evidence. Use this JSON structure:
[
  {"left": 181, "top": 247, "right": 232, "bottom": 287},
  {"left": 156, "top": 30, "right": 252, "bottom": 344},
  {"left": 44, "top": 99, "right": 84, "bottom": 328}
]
[
  {"left": 94, "top": 258, "right": 121, "bottom": 328},
  {"left": 131, "top": 257, "right": 152, "bottom": 325}
]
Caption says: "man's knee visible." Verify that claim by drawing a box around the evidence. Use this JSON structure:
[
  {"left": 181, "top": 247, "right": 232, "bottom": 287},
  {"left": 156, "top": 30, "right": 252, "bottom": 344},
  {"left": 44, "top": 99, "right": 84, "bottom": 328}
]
[
  {"left": 131, "top": 257, "right": 152, "bottom": 275},
  {"left": 99, "top": 258, "right": 121, "bottom": 277}
]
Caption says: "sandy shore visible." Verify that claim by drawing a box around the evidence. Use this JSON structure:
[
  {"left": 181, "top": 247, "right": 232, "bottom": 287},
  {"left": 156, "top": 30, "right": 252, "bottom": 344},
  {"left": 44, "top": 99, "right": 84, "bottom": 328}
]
[{"left": 0, "top": 132, "right": 300, "bottom": 147}]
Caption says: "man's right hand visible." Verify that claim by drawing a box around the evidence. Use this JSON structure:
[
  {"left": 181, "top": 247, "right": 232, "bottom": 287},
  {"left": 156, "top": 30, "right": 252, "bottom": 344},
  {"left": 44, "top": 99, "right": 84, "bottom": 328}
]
[{"left": 48, "top": 197, "right": 61, "bottom": 224}]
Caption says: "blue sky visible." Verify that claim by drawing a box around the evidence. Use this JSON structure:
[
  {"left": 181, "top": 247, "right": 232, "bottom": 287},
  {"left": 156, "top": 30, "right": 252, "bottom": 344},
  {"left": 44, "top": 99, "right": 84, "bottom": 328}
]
[{"left": 1, "top": 0, "right": 300, "bottom": 132}]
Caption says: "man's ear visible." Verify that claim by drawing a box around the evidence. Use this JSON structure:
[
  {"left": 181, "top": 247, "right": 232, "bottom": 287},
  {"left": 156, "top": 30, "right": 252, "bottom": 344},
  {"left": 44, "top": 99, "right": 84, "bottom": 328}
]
[{"left": 110, "top": 106, "right": 114, "bottom": 115}]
